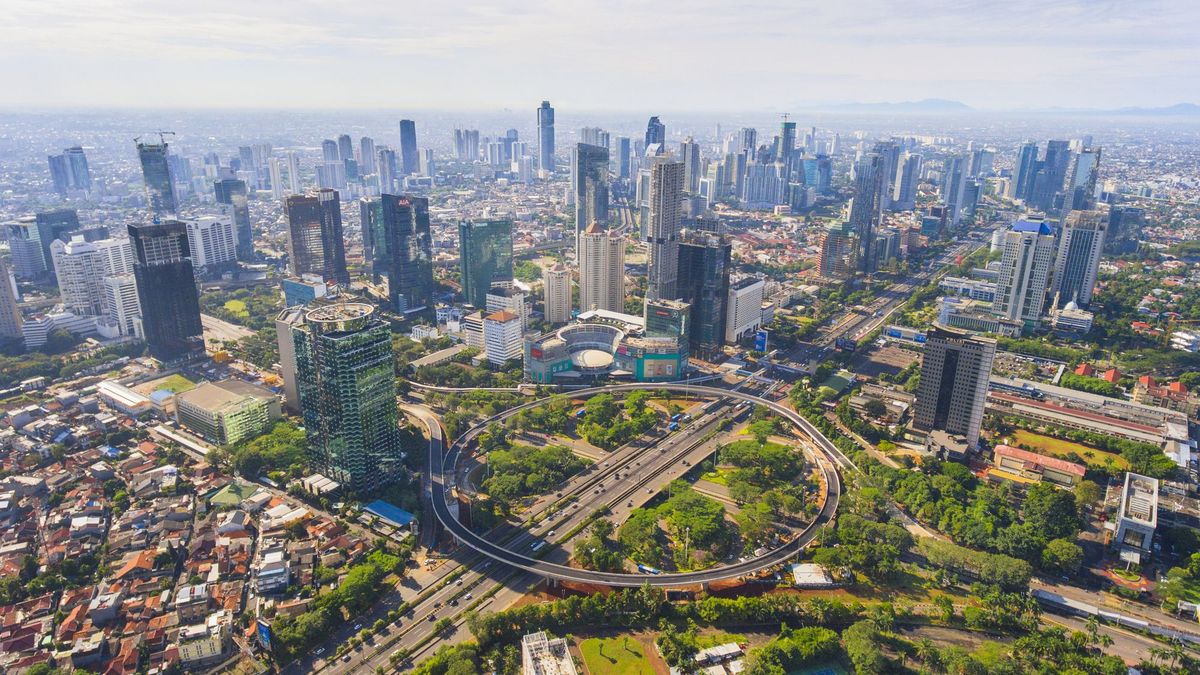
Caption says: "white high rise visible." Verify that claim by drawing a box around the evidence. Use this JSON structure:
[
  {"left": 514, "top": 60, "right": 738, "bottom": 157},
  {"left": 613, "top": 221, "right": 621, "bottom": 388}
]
[
  {"left": 578, "top": 223, "right": 625, "bottom": 314},
  {"left": 269, "top": 157, "right": 285, "bottom": 200},
  {"left": 646, "top": 159, "right": 684, "bottom": 301},
  {"left": 102, "top": 274, "right": 142, "bottom": 337},
  {"left": 994, "top": 219, "right": 1056, "bottom": 325},
  {"left": 50, "top": 236, "right": 107, "bottom": 316},
  {"left": 1050, "top": 210, "right": 1106, "bottom": 309},
  {"left": 287, "top": 151, "right": 301, "bottom": 195},
  {"left": 483, "top": 310, "right": 523, "bottom": 366},
  {"left": 184, "top": 216, "right": 238, "bottom": 275},
  {"left": 94, "top": 238, "right": 134, "bottom": 276},
  {"left": 0, "top": 257, "right": 22, "bottom": 342},
  {"left": 543, "top": 263, "right": 571, "bottom": 324}
]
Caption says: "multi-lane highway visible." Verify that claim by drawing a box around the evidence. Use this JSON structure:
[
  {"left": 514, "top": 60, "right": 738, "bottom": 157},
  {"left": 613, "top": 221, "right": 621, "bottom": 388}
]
[{"left": 429, "top": 383, "right": 848, "bottom": 587}]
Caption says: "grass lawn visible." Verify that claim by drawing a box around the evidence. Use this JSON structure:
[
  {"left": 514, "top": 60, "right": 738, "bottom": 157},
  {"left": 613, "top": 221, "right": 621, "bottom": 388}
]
[
  {"left": 224, "top": 299, "right": 250, "bottom": 319},
  {"left": 699, "top": 467, "right": 733, "bottom": 485},
  {"left": 579, "top": 637, "right": 655, "bottom": 675},
  {"left": 1010, "top": 430, "right": 1129, "bottom": 471},
  {"left": 138, "top": 373, "right": 196, "bottom": 395}
]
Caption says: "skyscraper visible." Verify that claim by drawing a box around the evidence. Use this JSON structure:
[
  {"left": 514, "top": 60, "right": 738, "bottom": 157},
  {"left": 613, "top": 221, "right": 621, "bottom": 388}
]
[
  {"left": 646, "top": 160, "right": 684, "bottom": 301},
  {"left": 337, "top": 135, "right": 354, "bottom": 167},
  {"left": 738, "top": 127, "right": 757, "bottom": 156},
  {"left": 214, "top": 178, "right": 254, "bottom": 261},
  {"left": 128, "top": 221, "right": 203, "bottom": 361},
  {"left": 458, "top": 219, "right": 513, "bottom": 308},
  {"left": 644, "top": 297, "right": 690, "bottom": 358},
  {"left": 371, "top": 194, "right": 433, "bottom": 315},
  {"left": 873, "top": 140, "right": 901, "bottom": 211},
  {"left": 183, "top": 216, "right": 238, "bottom": 277},
  {"left": 137, "top": 140, "right": 177, "bottom": 216},
  {"left": 102, "top": 274, "right": 141, "bottom": 337},
  {"left": 571, "top": 143, "right": 609, "bottom": 233},
  {"left": 377, "top": 147, "right": 397, "bottom": 193},
  {"left": 537, "top": 101, "right": 555, "bottom": 174},
  {"left": 775, "top": 120, "right": 796, "bottom": 166},
  {"left": 1105, "top": 205, "right": 1144, "bottom": 255},
  {"left": 994, "top": 219, "right": 1056, "bottom": 325},
  {"left": 940, "top": 154, "right": 970, "bottom": 227},
  {"left": 50, "top": 237, "right": 107, "bottom": 316},
  {"left": 543, "top": 263, "right": 572, "bottom": 324},
  {"left": 1011, "top": 141, "right": 1040, "bottom": 201},
  {"left": 578, "top": 222, "right": 625, "bottom": 314},
  {"left": 680, "top": 137, "right": 701, "bottom": 194},
  {"left": 6, "top": 219, "right": 47, "bottom": 279},
  {"left": 677, "top": 231, "right": 732, "bottom": 358},
  {"left": 1067, "top": 147, "right": 1102, "bottom": 210},
  {"left": 912, "top": 325, "right": 996, "bottom": 451},
  {"left": 617, "top": 137, "right": 632, "bottom": 181},
  {"left": 358, "top": 136, "right": 377, "bottom": 176},
  {"left": 34, "top": 209, "right": 80, "bottom": 274},
  {"left": 645, "top": 116, "right": 666, "bottom": 149},
  {"left": 398, "top": 120, "right": 419, "bottom": 175},
  {"left": 287, "top": 151, "right": 302, "bottom": 195},
  {"left": 48, "top": 146, "right": 91, "bottom": 195},
  {"left": 292, "top": 302, "right": 405, "bottom": 492},
  {"left": 1051, "top": 210, "right": 1106, "bottom": 309},
  {"left": 284, "top": 189, "right": 349, "bottom": 285},
  {"left": 1030, "top": 140, "right": 1071, "bottom": 211},
  {"left": 817, "top": 224, "right": 853, "bottom": 280},
  {"left": 849, "top": 153, "right": 885, "bottom": 273},
  {"left": 892, "top": 153, "right": 921, "bottom": 211},
  {"left": 0, "top": 257, "right": 23, "bottom": 346}
]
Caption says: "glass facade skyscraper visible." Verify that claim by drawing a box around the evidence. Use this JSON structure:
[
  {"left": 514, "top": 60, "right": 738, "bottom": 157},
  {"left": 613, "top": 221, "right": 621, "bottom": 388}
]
[
  {"left": 369, "top": 194, "right": 433, "bottom": 315},
  {"left": 458, "top": 219, "right": 513, "bottom": 308},
  {"left": 128, "top": 221, "right": 203, "bottom": 361},
  {"left": 537, "top": 101, "right": 555, "bottom": 174},
  {"left": 677, "top": 232, "right": 732, "bottom": 359},
  {"left": 137, "top": 140, "right": 177, "bottom": 216},
  {"left": 292, "top": 302, "right": 404, "bottom": 492},
  {"left": 399, "top": 119, "right": 419, "bottom": 175},
  {"left": 214, "top": 177, "right": 254, "bottom": 261},
  {"left": 284, "top": 189, "right": 349, "bottom": 285},
  {"left": 571, "top": 143, "right": 609, "bottom": 232}
]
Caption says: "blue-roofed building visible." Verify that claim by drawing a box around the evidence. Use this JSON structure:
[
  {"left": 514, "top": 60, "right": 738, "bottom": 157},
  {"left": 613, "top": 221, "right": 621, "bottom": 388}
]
[
  {"left": 995, "top": 218, "right": 1056, "bottom": 327},
  {"left": 1011, "top": 218, "right": 1054, "bottom": 235},
  {"left": 363, "top": 500, "right": 415, "bottom": 528}
]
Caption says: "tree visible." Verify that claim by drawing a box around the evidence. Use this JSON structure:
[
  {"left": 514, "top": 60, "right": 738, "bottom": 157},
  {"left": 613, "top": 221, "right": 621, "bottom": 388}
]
[
  {"left": 1023, "top": 482, "right": 1080, "bottom": 541},
  {"left": 1073, "top": 480, "right": 1101, "bottom": 510},
  {"left": 863, "top": 398, "right": 888, "bottom": 419},
  {"left": 1041, "top": 538, "right": 1084, "bottom": 574}
]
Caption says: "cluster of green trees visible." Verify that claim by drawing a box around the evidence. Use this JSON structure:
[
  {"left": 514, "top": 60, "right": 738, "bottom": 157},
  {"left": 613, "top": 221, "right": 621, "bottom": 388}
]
[
  {"left": 916, "top": 538, "right": 1033, "bottom": 590},
  {"left": 415, "top": 357, "right": 521, "bottom": 389},
  {"left": 269, "top": 549, "right": 404, "bottom": 661},
  {"left": 577, "top": 392, "right": 659, "bottom": 450},
  {"left": 994, "top": 416, "right": 1178, "bottom": 478},
  {"left": 619, "top": 482, "right": 729, "bottom": 570},
  {"left": 718, "top": 436, "right": 811, "bottom": 519},
  {"left": 860, "top": 456, "right": 1081, "bottom": 571},
  {"left": 995, "top": 336, "right": 1086, "bottom": 363},
  {"left": 513, "top": 260, "right": 542, "bottom": 282},
  {"left": 811, "top": 513, "right": 913, "bottom": 581},
  {"left": 209, "top": 421, "right": 307, "bottom": 481},
  {"left": 0, "top": 552, "right": 103, "bottom": 606},
  {"left": 481, "top": 443, "right": 587, "bottom": 504},
  {"left": 512, "top": 395, "right": 574, "bottom": 435},
  {"left": 742, "top": 626, "right": 840, "bottom": 675},
  {"left": 573, "top": 518, "right": 624, "bottom": 572},
  {"left": 199, "top": 284, "right": 283, "bottom": 331},
  {"left": 1157, "top": 551, "right": 1200, "bottom": 608},
  {"left": 1059, "top": 372, "right": 1120, "bottom": 396},
  {"left": 232, "top": 328, "right": 279, "bottom": 369},
  {"left": 0, "top": 340, "right": 146, "bottom": 389}
]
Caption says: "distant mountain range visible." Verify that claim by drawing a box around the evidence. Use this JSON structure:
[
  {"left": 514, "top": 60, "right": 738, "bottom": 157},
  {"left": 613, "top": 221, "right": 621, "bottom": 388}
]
[
  {"left": 797, "top": 99, "right": 1200, "bottom": 117},
  {"left": 804, "top": 98, "right": 973, "bottom": 114}
]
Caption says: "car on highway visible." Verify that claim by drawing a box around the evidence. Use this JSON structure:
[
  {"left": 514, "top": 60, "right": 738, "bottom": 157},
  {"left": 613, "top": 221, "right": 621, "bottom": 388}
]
[
  {"left": 428, "top": 614, "right": 436, "bottom": 622},
  {"left": 353, "top": 623, "right": 362, "bottom": 631},
  {"left": 547, "top": 530, "right": 556, "bottom": 537},
  {"left": 450, "top": 598, "right": 458, "bottom": 606},
  {"left": 342, "top": 654, "right": 352, "bottom": 662},
  {"left": 315, "top": 647, "right": 326, "bottom": 656}
]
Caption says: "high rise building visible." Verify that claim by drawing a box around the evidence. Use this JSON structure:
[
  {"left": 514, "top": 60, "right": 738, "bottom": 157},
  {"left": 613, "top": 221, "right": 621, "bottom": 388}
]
[
  {"left": 738, "top": 127, "right": 757, "bottom": 156},
  {"left": 128, "top": 221, "right": 203, "bottom": 361},
  {"left": 994, "top": 219, "right": 1056, "bottom": 326},
  {"left": 34, "top": 209, "right": 81, "bottom": 273},
  {"left": 940, "top": 154, "right": 970, "bottom": 227},
  {"left": 873, "top": 140, "right": 902, "bottom": 211},
  {"left": 912, "top": 325, "right": 996, "bottom": 451},
  {"left": 214, "top": 178, "right": 254, "bottom": 261},
  {"left": 1030, "top": 140, "right": 1071, "bottom": 211},
  {"left": 0, "top": 257, "right": 23, "bottom": 345},
  {"left": 184, "top": 216, "right": 238, "bottom": 277},
  {"left": 47, "top": 154, "right": 70, "bottom": 196},
  {"left": 371, "top": 194, "right": 433, "bottom": 314},
  {"left": 358, "top": 136, "right": 377, "bottom": 176},
  {"left": 5, "top": 219, "right": 47, "bottom": 279},
  {"left": 322, "top": 139, "right": 340, "bottom": 163},
  {"left": 646, "top": 160, "right": 684, "bottom": 301},
  {"left": 543, "top": 263, "right": 571, "bottom": 324},
  {"left": 571, "top": 143, "right": 609, "bottom": 233},
  {"left": 617, "top": 137, "right": 632, "bottom": 180},
  {"left": 1051, "top": 210, "right": 1106, "bottom": 309},
  {"left": 377, "top": 147, "right": 397, "bottom": 193},
  {"left": 578, "top": 222, "right": 625, "bottom": 314},
  {"left": 49, "top": 236, "right": 107, "bottom": 316},
  {"left": 817, "top": 224, "right": 853, "bottom": 279},
  {"left": 287, "top": 151, "right": 302, "bottom": 195},
  {"left": 1105, "top": 205, "right": 1144, "bottom": 255},
  {"left": 458, "top": 219, "right": 513, "bottom": 308},
  {"left": 645, "top": 116, "right": 666, "bottom": 149},
  {"left": 398, "top": 119, "right": 419, "bottom": 175},
  {"left": 776, "top": 121, "right": 797, "bottom": 166},
  {"left": 537, "top": 101, "right": 555, "bottom": 174},
  {"left": 284, "top": 189, "right": 349, "bottom": 285},
  {"left": 137, "top": 140, "right": 177, "bottom": 216},
  {"left": 849, "top": 153, "right": 885, "bottom": 273},
  {"left": 102, "top": 274, "right": 141, "bottom": 337},
  {"left": 291, "top": 302, "right": 405, "bottom": 492},
  {"left": 48, "top": 146, "right": 91, "bottom": 195},
  {"left": 1011, "top": 141, "right": 1040, "bottom": 201},
  {"left": 892, "top": 153, "right": 921, "bottom": 210},
  {"left": 482, "top": 310, "right": 523, "bottom": 366},
  {"left": 680, "top": 138, "right": 701, "bottom": 193},
  {"left": 1067, "top": 147, "right": 1102, "bottom": 210},
  {"left": 94, "top": 238, "right": 135, "bottom": 276},
  {"left": 268, "top": 158, "right": 285, "bottom": 201},
  {"left": 644, "top": 297, "right": 690, "bottom": 357},
  {"left": 968, "top": 147, "right": 995, "bottom": 177},
  {"left": 337, "top": 135, "right": 354, "bottom": 166},
  {"left": 677, "top": 232, "right": 731, "bottom": 358}
]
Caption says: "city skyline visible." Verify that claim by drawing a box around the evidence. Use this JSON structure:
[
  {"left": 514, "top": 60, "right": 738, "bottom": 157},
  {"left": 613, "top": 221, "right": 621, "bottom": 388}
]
[{"left": 3, "top": 1, "right": 1199, "bottom": 112}]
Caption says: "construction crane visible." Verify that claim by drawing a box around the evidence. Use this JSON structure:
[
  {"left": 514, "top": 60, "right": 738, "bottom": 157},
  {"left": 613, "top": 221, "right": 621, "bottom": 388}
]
[{"left": 133, "top": 130, "right": 176, "bottom": 146}]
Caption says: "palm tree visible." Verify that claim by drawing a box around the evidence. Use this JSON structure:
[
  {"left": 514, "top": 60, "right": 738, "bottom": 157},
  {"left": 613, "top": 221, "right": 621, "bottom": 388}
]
[
  {"left": 807, "top": 597, "right": 832, "bottom": 625},
  {"left": 915, "top": 638, "right": 940, "bottom": 669}
]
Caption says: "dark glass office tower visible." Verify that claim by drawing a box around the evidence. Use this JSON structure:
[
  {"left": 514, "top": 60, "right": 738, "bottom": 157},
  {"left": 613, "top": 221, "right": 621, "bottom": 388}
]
[
  {"left": 849, "top": 153, "right": 885, "bottom": 273},
  {"left": 399, "top": 120, "right": 419, "bottom": 175},
  {"left": 128, "top": 221, "right": 203, "bottom": 361},
  {"left": 572, "top": 143, "right": 609, "bottom": 232},
  {"left": 912, "top": 324, "right": 996, "bottom": 451},
  {"left": 34, "top": 209, "right": 80, "bottom": 273},
  {"left": 368, "top": 194, "right": 433, "bottom": 314},
  {"left": 537, "top": 101, "right": 555, "bottom": 173},
  {"left": 1031, "top": 140, "right": 1071, "bottom": 211},
  {"left": 645, "top": 116, "right": 666, "bottom": 148},
  {"left": 458, "top": 219, "right": 513, "bottom": 308},
  {"left": 137, "top": 140, "right": 177, "bottom": 216},
  {"left": 284, "top": 189, "right": 349, "bottom": 285},
  {"left": 292, "top": 302, "right": 404, "bottom": 492},
  {"left": 214, "top": 178, "right": 253, "bottom": 261},
  {"left": 677, "top": 232, "right": 732, "bottom": 359}
]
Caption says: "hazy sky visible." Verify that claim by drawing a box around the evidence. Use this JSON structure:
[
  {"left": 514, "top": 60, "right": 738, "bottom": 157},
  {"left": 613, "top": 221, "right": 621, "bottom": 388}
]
[{"left": 2, "top": 0, "right": 1197, "bottom": 111}]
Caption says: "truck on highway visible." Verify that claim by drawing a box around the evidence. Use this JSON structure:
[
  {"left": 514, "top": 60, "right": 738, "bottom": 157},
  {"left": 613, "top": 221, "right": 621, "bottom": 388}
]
[{"left": 667, "top": 422, "right": 679, "bottom": 431}]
